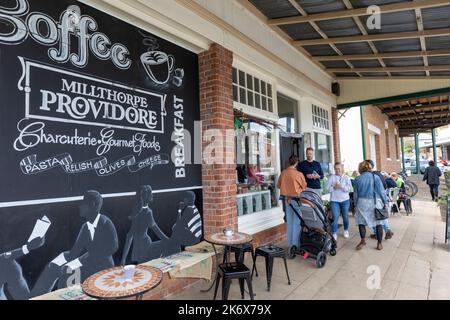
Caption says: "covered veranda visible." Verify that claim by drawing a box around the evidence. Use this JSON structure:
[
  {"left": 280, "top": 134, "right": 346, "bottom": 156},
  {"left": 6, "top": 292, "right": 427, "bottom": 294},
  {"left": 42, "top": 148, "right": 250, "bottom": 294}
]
[{"left": 338, "top": 88, "right": 450, "bottom": 174}]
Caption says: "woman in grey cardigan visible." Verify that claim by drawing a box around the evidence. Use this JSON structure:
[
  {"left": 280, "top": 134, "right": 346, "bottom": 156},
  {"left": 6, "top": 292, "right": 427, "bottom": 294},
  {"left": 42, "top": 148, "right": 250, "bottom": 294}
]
[{"left": 353, "top": 160, "right": 388, "bottom": 251}]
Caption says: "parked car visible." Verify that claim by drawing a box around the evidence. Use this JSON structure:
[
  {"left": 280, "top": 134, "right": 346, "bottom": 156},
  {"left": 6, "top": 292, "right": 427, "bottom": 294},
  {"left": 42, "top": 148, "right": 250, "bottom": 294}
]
[{"left": 405, "top": 159, "right": 428, "bottom": 174}]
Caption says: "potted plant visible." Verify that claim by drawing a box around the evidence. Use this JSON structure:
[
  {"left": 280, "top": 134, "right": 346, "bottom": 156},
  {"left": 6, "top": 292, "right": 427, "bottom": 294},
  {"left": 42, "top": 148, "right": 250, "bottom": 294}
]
[
  {"left": 445, "top": 171, "right": 450, "bottom": 190},
  {"left": 438, "top": 191, "right": 449, "bottom": 222}
]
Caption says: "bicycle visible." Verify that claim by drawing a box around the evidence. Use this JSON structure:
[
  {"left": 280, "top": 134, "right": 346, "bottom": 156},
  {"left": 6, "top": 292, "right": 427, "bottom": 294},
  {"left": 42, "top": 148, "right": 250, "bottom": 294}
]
[{"left": 398, "top": 171, "right": 419, "bottom": 198}]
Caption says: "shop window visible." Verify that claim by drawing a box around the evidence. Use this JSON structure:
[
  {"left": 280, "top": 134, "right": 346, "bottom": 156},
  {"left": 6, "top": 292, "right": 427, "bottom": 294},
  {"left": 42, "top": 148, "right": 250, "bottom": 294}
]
[
  {"left": 312, "top": 104, "right": 330, "bottom": 131},
  {"left": 385, "top": 128, "right": 391, "bottom": 158},
  {"left": 277, "top": 93, "right": 298, "bottom": 134},
  {"left": 235, "top": 118, "right": 279, "bottom": 217},
  {"left": 232, "top": 67, "right": 273, "bottom": 113}
]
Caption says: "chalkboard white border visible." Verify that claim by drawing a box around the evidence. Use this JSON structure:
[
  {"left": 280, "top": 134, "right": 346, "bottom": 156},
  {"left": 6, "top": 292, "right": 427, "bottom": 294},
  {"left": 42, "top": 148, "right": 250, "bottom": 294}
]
[{"left": 0, "top": 186, "right": 203, "bottom": 208}]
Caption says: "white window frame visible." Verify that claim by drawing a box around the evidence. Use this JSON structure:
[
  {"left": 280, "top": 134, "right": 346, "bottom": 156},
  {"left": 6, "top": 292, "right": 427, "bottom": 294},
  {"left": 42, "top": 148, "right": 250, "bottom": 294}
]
[
  {"left": 312, "top": 104, "right": 331, "bottom": 132},
  {"left": 233, "top": 67, "right": 275, "bottom": 119},
  {"left": 233, "top": 63, "right": 285, "bottom": 234}
]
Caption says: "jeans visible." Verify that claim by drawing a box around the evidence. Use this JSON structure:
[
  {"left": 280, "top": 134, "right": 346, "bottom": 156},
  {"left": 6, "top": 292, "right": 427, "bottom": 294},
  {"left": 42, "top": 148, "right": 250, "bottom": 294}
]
[
  {"left": 429, "top": 184, "right": 439, "bottom": 200},
  {"left": 330, "top": 200, "right": 350, "bottom": 234},
  {"left": 285, "top": 199, "right": 302, "bottom": 248}
]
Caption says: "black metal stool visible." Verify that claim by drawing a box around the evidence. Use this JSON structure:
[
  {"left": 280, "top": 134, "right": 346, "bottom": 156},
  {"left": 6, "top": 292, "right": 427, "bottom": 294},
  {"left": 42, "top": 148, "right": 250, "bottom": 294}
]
[
  {"left": 252, "top": 245, "right": 291, "bottom": 291},
  {"left": 213, "top": 262, "right": 254, "bottom": 300},
  {"left": 228, "top": 243, "right": 259, "bottom": 276}
]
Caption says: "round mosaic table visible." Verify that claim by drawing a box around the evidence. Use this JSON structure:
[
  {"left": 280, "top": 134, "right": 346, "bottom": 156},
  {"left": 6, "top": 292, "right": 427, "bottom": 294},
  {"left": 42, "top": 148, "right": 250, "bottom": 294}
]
[
  {"left": 82, "top": 265, "right": 163, "bottom": 300},
  {"left": 202, "top": 232, "right": 253, "bottom": 294},
  {"left": 204, "top": 232, "right": 253, "bottom": 246}
]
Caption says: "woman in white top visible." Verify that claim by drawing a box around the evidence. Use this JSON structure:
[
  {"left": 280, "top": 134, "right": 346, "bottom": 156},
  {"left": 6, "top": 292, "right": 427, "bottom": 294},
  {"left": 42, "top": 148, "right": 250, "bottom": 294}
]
[{"left": 326, "top": 162, "right": 352, "bottom": 241}]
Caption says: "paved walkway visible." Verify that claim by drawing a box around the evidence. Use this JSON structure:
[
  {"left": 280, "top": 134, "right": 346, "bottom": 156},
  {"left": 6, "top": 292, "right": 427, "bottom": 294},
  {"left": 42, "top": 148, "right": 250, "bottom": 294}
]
[{"left": 172, "top": 179, "right": 450, "bottom": 300}]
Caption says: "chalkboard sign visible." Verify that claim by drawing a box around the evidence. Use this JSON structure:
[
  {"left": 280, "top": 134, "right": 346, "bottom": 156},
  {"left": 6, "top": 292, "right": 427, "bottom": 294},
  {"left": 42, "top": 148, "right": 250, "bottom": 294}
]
[{"left": 0, "top": 0, "right": 203, "bottom": 299}]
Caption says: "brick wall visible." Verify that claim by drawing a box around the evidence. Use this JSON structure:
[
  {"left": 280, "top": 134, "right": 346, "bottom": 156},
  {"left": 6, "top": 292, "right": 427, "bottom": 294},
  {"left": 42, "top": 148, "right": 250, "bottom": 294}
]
[
  {"left": 363, "top": 106, "right": 402, "bottom": 173},
  {"left": 141, "top": 43, "right": 288, "bottom": 300},
  {"left": 251, "top": 224, "right": 287, "bottom": 248},
  {"left": 199, "top": 43, "right": 238, "bottom": 236},
  {"left": 331, "top": 108, "right": 341, "bottom": 163}
]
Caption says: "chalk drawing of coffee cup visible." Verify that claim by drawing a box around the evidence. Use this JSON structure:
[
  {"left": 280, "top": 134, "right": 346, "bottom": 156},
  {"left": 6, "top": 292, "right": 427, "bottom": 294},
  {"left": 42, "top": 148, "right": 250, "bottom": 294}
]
[{"left": 141, "top": 51, "right": 175, "bottom": 85}]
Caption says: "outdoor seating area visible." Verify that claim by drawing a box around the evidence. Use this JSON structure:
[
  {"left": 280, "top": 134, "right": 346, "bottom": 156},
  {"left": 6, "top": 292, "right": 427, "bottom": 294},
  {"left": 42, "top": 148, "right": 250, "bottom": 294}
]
[{"left": 173, "top": 192, "right": 450, "bottom": 300}]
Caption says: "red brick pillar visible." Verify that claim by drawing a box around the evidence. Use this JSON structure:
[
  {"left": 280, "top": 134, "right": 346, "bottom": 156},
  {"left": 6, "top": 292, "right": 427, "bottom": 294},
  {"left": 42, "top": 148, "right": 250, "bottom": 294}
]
[
  {"left": 199, "top": 43, "right": 237, "bottom": 236},
  {"left": 331, "top": 108, "right": 341, "bottom": 164}
]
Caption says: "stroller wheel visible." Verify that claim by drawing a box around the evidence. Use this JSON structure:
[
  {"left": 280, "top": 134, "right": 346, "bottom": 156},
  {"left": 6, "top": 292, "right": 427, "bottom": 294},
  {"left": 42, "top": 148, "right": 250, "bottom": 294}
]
[
  {"left": 316, "top": 251, "right": 327, "bottom": 268},
  {"left": 288, "top": 245, "right": 297, "bottom": 259},
  {"left": 329, "top": 248, "right": 337, "bottom": 256}
]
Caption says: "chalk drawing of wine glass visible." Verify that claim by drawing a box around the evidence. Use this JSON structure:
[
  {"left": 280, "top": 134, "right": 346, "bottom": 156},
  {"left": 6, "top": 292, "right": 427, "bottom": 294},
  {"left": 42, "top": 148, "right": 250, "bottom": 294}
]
[{"left": 140, "top": 51, "right": 175, "bottom": 85}]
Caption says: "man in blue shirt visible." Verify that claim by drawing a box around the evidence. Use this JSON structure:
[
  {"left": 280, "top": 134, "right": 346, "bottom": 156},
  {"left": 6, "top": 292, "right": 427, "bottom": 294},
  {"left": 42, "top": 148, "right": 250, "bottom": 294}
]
[{"left": 297, "top": 147, "right": 324, "bottom": 195}]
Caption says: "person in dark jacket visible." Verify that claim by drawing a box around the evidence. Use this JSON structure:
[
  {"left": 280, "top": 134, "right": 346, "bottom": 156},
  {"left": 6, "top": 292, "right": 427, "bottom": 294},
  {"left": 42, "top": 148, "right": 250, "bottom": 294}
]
[
  {"left": 366, "top": 160, "right": 387, "bottom": 190},
  {"left": 297, "top": 147, "right": 324, "bottom": 195},
  {"left": 423, "top": 160, "right": 442, "bottom": 202},
  {"left": 385, "top": 175, "right": 398, "bottom": 189}
]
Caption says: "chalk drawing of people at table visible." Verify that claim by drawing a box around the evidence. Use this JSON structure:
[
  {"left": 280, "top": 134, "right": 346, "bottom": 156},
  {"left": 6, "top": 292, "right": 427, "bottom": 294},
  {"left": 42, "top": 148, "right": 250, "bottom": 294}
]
[
  {"left": 120, "top": 185, "right": 170, "bottom": 265},
  {"left": 0, "top": 236, "right": 46, "bottom": 300},
  {"left": 31, "top": 190, "right": 118, "bottom": 297},
  {"left": 121, "top": 189, "right": 203, "bottom": 264}
]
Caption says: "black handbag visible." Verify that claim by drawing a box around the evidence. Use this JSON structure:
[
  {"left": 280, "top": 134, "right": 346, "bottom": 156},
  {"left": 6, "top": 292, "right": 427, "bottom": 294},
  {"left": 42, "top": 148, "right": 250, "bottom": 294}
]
[{"left": 372, "top": 173, "right": 389, "bottom": 220}]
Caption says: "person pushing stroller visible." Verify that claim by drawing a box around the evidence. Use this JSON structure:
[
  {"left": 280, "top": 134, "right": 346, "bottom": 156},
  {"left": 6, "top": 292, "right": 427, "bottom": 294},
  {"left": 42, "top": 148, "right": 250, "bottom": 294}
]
[{"left": 277, "top": 155, "right": 307, "bottom": 255}]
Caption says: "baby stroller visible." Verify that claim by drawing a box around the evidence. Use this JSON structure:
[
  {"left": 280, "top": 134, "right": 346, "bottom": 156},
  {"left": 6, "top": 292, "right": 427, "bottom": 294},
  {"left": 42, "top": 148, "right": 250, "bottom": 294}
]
[{"left": 287, "top": 190, "right": 337, "bottom": 268}]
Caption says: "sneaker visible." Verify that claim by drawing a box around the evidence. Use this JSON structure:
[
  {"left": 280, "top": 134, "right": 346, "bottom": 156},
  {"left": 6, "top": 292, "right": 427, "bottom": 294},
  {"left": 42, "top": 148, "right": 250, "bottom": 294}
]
[
  {"left": 332, "top": 233, "right": 338, "bottom": 241},
  {"left": 344, "top": 230, "right": 349, "bottom": 238}
]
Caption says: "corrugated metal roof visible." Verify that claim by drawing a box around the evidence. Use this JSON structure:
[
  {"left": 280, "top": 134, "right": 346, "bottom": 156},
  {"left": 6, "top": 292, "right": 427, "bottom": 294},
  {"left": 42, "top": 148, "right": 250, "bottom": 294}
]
[
  {"left": 303, "top": 45, "right": 337, "bottom": 56},
  {"left": 360, "top": 72, "right": 387, "bottom": 77},
  {"left": 296, "top": 0, "right": 346, "bottom": 14},
  {"left": 247, "top": 0, "right": 450, "bottom": 78},
  {"left": 316, "top": 18, "right": 361, "bottom": 37},
  {"left": 350, "top": 0, "right": 411, "bottom": 9},
  {"left": 390, "top": 72, "right": 428, "bottom": 76},
  {"left": 321, "top": 60, "right": 351, "bottom": 68},
  {"left": 334, "top": 72, "right": 359, "bottom": 77},
  {"left": 384, "top": 57, "right": 424, "bottom": 67},
  {"left": 249, "top": 0, "right": 299, "bottom": 19},
  {"left": 375, "top": 39, "right": 422, "bottom": 53},
  {"left": 280, "top": 23, "right": 321, "bottom": 40},
  {"left": 361, "top": 10, "right": 418, "bottom": 35},
  {"left": 428, "top": 56, "right": 450, "bottom": 66},
  {"left": 350, "top": 59, "right": 382, "bottom": 68},
  {"left": 422, "top": 5, "right": 450, "bottom": 29},
  {"left": 430, "top": 71, "right": 450, "bottom": 76},
  {"left": 335, "top": 42, "right": 373, "bottom": 55},
  {"left": 426, "top": 36, "right": 450, "bottom": 50}
]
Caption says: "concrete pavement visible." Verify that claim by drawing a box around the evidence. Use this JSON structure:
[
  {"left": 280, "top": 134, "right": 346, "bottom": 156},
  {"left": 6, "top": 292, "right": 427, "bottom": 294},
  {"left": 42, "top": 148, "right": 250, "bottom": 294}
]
[{"left": 171, "top": 179, "right": 450, "bottom": 300}]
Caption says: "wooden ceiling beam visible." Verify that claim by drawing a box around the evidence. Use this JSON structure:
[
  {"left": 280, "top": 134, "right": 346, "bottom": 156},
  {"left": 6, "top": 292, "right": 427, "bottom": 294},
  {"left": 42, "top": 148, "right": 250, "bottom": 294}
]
[
  {"left": 392, "top": 109, "right": 450, "bottom": 121},
  {"left": 312, "top": 49, "right": 450, "bottom": 61},
  {"left": 268, "top": 0, "right": 450, "bottom": 26},
  {"left": 328, "top": 65, "right": 450, "bottom": 72},
  {"left": 293, "top": 28, "right": 450, "bottom": 46},
  {"left": 382, "top": 101, "right": 450, "bottom": 113},
  {"left": 398, "top": 120, "right": 450, "bottom": 129}
]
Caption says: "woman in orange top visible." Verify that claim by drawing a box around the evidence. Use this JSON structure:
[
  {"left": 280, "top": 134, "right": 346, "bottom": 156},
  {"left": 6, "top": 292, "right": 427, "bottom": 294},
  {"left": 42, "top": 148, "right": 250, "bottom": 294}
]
[{"left": 277, "top": 155, "right": 307, "bottom": 254}]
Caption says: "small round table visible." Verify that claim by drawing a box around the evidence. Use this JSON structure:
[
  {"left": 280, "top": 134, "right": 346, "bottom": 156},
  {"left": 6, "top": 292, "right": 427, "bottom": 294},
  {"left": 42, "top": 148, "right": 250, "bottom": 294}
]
[
  {"left": 82, "top": 265, "right": 163, "bottom": 300},
  {"left": 202, "top": 232, "right": 253, "bottom": 293}
]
